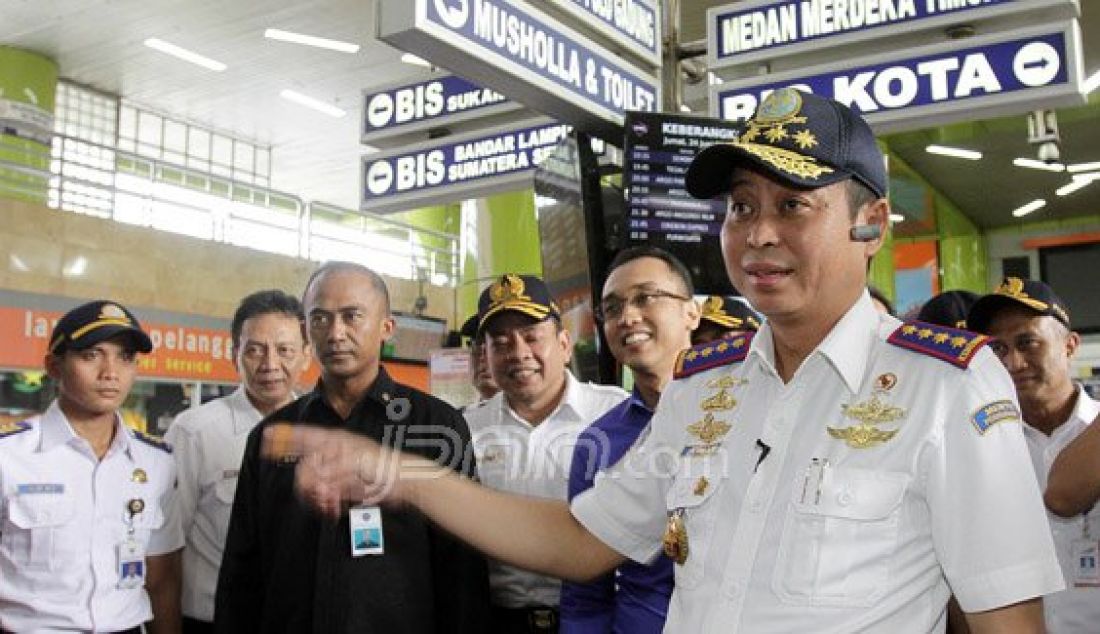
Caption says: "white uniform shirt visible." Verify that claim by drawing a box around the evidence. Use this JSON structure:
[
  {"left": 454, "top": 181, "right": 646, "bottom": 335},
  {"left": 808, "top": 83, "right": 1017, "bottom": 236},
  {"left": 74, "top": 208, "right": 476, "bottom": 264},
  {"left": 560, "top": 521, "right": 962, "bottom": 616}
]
[
  {"left": 1022, "top": 384, "right": 1100, "bottom": 634},
  {"left": 165, "top": 387, "right": 263, "bottom": 622},
  {"left": 0, "top": 400, "right": 183, "bottom": 633},
  {"left": 574, "top": 294, "right": 1064, "bottom": 633},
  {"left": 466, "top": 371, "right": 626, "bottom": 608}
]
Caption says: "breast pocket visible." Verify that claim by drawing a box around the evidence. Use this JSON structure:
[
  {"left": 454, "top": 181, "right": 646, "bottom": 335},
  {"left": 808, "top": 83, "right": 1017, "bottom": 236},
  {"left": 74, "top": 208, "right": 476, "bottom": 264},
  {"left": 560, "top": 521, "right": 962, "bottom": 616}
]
[
  {"left": 772, "top": 467, "right": 909, "bottom": 607},
  {"left": 3, "top": 494, "right": 76, "bottom": 570},
  {"left": 664, "top": 456, "right": 726, "bottom": 590}
]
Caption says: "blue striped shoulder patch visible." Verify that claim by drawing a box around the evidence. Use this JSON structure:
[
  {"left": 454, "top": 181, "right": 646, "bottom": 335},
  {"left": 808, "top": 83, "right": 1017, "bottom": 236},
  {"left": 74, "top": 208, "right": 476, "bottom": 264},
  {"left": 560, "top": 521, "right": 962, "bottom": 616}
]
[
  {"left": 132, "top": 429, "right": 172, "bottom": 453},
  {"left": 674, "top": 332, "right": 754, "bottom": 380},
  {"left": 0, "top": 420, "right": 32, "bottom": 439},
  {"left": 886, "top": 321, "right": 989, "bottom": 369}
]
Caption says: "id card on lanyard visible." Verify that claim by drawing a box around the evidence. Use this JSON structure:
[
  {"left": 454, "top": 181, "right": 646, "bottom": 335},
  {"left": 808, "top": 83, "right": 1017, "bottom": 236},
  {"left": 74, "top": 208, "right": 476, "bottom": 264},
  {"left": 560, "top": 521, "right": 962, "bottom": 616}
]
[{"left": 1073, "top": 509, "right": 1100, "bottom": 588}]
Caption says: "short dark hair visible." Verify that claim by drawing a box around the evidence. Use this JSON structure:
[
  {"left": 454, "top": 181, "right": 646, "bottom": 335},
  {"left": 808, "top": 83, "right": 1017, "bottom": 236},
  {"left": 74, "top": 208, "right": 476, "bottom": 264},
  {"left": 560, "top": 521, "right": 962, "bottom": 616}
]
[
  {"left": 847, "top": 179, "right": 880, "bottom": 219},
  {"left": 605, "top": 246, "right": 695, "bottom": 296},
  {"left": 302, "top": 261, "right": 391, "bottom": 315},
  {"left": 231, "top": 290, "right": 305, "bottom": 349}
]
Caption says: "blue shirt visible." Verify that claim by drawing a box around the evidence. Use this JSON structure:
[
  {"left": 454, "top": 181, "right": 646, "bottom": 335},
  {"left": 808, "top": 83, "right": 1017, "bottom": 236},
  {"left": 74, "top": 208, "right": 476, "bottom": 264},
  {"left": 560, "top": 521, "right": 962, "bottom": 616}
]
[{"left": 560, "top": 390, "right": 672, "bottom": 634}]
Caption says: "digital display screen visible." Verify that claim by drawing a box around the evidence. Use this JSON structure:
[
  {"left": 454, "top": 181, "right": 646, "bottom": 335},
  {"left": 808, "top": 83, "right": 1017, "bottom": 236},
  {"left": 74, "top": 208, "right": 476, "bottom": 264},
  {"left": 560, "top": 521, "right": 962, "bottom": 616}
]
[{"left": 623, "top": 111, "right": 742, "bottom": 295}]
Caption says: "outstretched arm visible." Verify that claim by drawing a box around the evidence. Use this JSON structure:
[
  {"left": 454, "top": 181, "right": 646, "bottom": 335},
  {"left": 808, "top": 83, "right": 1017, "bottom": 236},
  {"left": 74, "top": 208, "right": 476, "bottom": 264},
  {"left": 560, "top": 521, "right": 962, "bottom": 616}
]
[{"left": 263, "top": 424, "right": 625, "bottom": 582}]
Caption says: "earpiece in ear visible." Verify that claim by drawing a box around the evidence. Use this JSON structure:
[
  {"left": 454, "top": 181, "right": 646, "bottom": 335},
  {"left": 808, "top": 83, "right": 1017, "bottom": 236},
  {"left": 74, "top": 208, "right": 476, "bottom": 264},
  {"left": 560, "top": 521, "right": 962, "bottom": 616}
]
[{"left": 849, "top": 224, "right": 882, "bottom": 242}]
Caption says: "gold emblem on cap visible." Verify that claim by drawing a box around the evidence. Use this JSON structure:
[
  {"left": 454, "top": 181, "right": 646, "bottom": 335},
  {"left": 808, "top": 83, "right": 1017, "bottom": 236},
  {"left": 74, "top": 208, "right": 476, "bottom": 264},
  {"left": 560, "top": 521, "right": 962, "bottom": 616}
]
[
  {"left": 734, "top": 88, "right": 831, "bottom": 182},
  {"left": 131, "top": 468, "right": 147, "bottom": 483},
  {"left": 663, "top": 509, "right": 689, "bottom": 565},
  {"left": 100, "top": 303, "right": 128, "bottom": 321},
  {"left": 687, "top": 413, "right": 732, "bottom": 445},
  {"left": 127, "top": 498, "right": 145, "bottom": 516},
  {"left": 489, "top": 274, "right": 531, "bottom": 304},
  {"left": 701, "top": 296, "right": 724, "bottom": 316},
  {"left": 995, "top": 277, "right": 1063, "bottom": 319}
]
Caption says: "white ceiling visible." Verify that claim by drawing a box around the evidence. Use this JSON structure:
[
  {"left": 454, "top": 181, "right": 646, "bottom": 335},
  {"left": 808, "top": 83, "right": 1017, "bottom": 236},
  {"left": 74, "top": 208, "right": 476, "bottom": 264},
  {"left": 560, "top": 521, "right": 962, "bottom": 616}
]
[{"left": 3, "top": 0, "right": 1099, "bottom": 227}]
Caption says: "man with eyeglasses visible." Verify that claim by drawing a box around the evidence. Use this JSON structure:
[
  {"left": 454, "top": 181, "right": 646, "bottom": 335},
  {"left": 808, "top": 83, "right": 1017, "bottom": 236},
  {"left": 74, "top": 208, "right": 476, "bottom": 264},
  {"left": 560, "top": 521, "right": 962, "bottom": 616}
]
[
  {"left": 464, "top": 274, "right": 626, "bottom": 633},
  {"left": 560, "top": 246, "right": 699, "bottom": 634},
  {"left": 166, "top": 290, "right": 311, "bottom": 633},
  {"left": 264, "top": 90, "right": 1061, "bottom": 632}
]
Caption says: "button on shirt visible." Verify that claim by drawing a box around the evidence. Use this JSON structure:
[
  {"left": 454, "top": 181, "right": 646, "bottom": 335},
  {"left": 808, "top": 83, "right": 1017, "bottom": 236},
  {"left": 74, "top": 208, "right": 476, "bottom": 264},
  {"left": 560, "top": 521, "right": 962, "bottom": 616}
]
[
  {"left": 0, "top": 400, "right": 183, "bottom": 633},
  {"left": 166, "top": 387, "right": 263, "bottom": 622},
  {"left": 573, "top": 294, "right": 1064, "bottom": 633},
  {"left": 466, "top": 372, "right": 626, "bottom": 608},
  {"left": 1022, "top": 384, "right": 1100, "bottom": 634},
  {"left": 561, "top": 390, "right": 672, "bottom": 634}
]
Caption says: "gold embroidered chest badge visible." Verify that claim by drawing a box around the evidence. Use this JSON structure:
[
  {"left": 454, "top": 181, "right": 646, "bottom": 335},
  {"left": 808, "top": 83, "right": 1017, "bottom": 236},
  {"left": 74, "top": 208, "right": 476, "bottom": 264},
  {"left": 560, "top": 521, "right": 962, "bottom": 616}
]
[
  {"left": 687, "top": 413, "right": 732, "bottom": 445},
  {"left": 826, "top": 373, "right": 906, "bottom": 449}
]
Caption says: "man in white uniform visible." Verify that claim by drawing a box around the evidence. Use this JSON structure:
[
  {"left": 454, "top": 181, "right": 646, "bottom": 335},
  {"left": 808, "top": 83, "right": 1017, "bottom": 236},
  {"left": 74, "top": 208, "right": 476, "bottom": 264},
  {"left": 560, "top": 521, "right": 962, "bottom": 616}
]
[
  {"left": 166, "top": 290, "right": 310, "bottom": 633},
  {"left": 266, "top": 90, "right": 1064, "bottom": 633},
  {"left": 465, "top": 273, "right": 626, "bottom": 633},
  {"left": 969, "top": 278, "right": 1100, "bottom": 632},
  {"left": 0, "top": 300, "right": 183, "bottom": 633}
]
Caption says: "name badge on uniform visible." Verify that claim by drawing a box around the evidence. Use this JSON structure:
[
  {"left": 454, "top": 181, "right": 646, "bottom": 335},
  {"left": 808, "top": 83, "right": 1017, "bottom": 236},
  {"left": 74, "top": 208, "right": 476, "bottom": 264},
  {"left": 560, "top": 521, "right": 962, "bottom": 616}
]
[
  {"left": 118, "top": 538, "right": 146, "bottom": 589},
  {"left": 1073, "top": 539, "right": 1100, "bottom": 587},
  {"left": 349, "top": 505, "right": 384, "bottom": 557}
]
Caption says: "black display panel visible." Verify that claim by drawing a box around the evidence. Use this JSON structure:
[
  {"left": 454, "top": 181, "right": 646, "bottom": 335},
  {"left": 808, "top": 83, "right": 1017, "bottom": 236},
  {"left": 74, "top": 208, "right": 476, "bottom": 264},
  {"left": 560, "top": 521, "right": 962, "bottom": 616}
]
[
  {"left": 623, "top": 111, "right": 742, "bottom": 295},
  {"left": 1040, "top": 243, "right": 1100, "bottom": 334}
]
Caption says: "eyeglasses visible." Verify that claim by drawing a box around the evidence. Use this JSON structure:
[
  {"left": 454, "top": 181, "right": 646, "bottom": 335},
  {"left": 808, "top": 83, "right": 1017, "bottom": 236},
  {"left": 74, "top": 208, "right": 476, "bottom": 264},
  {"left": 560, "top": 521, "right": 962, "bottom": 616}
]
[{"left": 595, "top": 290, "right": 692, "bottom": 322}]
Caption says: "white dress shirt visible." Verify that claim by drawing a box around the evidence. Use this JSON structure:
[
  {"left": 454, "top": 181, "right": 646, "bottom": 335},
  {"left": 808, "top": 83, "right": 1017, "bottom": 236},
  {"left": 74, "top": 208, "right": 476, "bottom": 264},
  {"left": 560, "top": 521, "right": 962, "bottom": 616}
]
[
  {"left": 573, "top": 293, "right": 1064, "bottom": 633},
  {"left": 1022, "top": 384, "right": 1100, "bottom": 634},
  {"left": 465, "top": 371, "right": 626, "bottom": 608},
  {"left": 165, "top": 386, "right": 263, "bottom": 622},
  {"left": 0, "top": 400, "right": 183, "bottom": 633}
]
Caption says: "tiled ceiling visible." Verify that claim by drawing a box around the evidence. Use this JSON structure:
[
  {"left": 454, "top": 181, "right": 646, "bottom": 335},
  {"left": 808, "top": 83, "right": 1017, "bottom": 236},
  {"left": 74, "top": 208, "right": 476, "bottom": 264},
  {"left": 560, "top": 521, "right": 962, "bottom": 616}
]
[{"left": 3, "top": 0, "right": 1099, "bottom": 228}]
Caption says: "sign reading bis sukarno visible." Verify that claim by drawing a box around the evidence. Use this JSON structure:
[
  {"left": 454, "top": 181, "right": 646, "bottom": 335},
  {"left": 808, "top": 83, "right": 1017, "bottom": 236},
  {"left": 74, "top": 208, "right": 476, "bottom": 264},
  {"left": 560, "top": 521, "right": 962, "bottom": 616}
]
[{"left": 377, "top": 0, "right": 660, "bottom": 141}]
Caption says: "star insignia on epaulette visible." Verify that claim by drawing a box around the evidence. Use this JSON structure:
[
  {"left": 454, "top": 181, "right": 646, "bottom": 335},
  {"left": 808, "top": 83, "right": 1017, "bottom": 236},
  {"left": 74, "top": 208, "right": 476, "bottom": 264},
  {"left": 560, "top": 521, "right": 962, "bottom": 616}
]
[
  {"left": 0, "top": 420, "right": 32, "bottom": 439},
  {"left": 887, "top": 321, "right": 989, "bottom": 369}
]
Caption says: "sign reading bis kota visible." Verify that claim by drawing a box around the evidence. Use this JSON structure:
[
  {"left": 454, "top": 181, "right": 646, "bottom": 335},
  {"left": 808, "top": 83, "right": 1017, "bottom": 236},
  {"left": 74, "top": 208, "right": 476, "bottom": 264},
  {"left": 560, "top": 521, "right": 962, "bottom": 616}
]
[{"left": 3, "top": 306, "right": 240, "bottom": 383}]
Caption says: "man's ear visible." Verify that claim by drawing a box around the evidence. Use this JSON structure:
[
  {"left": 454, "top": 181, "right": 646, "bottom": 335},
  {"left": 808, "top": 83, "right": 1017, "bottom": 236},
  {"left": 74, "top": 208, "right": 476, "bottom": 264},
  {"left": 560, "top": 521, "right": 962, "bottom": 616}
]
[
  {"left": 45, "top": 352, "right": 62, "bottom": 381},
  {"left": 858, "top": 198, "right": 890, "bottom": 257}
]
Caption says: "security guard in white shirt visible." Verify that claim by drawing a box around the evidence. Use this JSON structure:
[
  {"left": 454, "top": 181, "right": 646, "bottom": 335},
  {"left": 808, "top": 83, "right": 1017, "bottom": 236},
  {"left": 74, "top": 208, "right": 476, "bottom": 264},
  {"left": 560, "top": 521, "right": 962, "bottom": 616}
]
[
  {"left": 969, "top": 278, "right": 1100, "bottom": 633},
  {"left": 466, "top": 274, "right": 626, "bottom": 632},
  {"left": 165, "top": 290, "right": 310, "bottom": 633},
  {"left": 0, "top": 300, "right": 183, "bottom": 633},
  {"left": 263, "top": 90, "right": 1064, "bottom": 633}
]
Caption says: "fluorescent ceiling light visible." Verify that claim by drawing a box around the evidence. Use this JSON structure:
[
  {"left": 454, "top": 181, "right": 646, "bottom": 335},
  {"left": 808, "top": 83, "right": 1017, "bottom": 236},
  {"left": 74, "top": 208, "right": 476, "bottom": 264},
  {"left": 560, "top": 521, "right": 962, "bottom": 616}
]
[
  {"left": 679, "top": 104, "right": 692, "bottom": 113},
  {"left": 264, "top": 29, "right": 360, "bottom": 53},
  {"left": 64, "top": 256, "right": 87, "bottom": 277},
  {"left": 361, "top": 144, "right": 379, "bottom": 154},
  {"left": 1011, "top": 199, "right": 1046, "bottom": 218},
  {"left": 144, "top": 38, "right": 227, "bottom": 72},
  {"left": 1056, "top": 179, "right": 1094, "bottom": 197},
  {"left": 400, "top": 53, "right": 432, "bottom": 68},
  {"left": 279, "top": 89, "right": 346, "bottom": 118},
  {"left": 1012, "top": 157, "right": 1065, "bottom": 172},
  {"left": 889, "top": 213, "right": 905, "bottom": 223},
  {"left": 925, "top": 144, "right": 981, "bottom": 160},
  {"left": 1084, "top": 68, "right": 1100, "bottom": 94},
  {"left": 1067, "top": 161, "right": 1100, "bottom": 173}
]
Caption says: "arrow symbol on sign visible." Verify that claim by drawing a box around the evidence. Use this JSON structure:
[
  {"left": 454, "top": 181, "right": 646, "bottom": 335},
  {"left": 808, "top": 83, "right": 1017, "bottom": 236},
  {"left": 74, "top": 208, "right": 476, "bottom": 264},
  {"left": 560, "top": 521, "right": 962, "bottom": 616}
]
[{"left": 1014, "top": 41, "right": 1061, "bottom": 88}]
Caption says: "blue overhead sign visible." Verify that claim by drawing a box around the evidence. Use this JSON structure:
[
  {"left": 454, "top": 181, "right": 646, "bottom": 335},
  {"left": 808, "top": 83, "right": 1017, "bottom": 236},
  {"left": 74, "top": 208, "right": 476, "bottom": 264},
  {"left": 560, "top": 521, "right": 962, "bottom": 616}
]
[
  {"left": 541, "top": 0, "right": 661, "bottom": 66},
  {"left": 377, "top": 0, "right": 660, "bottom": 141},
  {"left": 362, "top": 75, "right": 523, "bottom": 145},
  {"left": 361, "top": 118, "right": 570, "bottom": 214},
  {"left": 712, "top": 22, "right": 1084, "bottom": 133},
  {"left": 707, "top": 0, "right": 1079, "bottom": 70}
]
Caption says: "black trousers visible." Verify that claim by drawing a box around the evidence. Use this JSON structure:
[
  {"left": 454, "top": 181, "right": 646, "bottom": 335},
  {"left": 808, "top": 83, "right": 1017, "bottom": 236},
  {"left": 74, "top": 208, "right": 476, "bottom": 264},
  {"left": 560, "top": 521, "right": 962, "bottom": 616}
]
[
  {"left": 489, "top": 605, "right": 559, "bottom": 634},
  {"left": 183, "top": 616, "right": 214, "bottom": 634}
]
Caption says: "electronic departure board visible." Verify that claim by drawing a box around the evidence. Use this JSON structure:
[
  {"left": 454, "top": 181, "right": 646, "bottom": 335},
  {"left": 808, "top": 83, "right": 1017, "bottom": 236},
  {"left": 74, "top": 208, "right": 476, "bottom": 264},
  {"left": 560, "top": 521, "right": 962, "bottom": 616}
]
[{"left": 623, "top": 111, "right": 742, "bottom": 295}]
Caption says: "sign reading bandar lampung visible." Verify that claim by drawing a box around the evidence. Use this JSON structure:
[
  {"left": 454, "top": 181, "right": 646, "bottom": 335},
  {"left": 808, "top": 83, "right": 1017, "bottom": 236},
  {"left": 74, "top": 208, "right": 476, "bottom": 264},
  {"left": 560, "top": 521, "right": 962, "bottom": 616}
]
[
  {"left": 713, "top": 21, "right": 1084, "bottom": 134},
  {"left": 377, "top": 0, "right": 660, "bottom": 142},
  {"left": 539, "top": 0, "right": 662, "bottom": 67},
  {"left": 362, "top": 75, "right": 525, "bottom": 145},
  {"left": 361, "top": 117, "right": 570, "bottom": 214},
  {"left": 707, "top": 0, "right": 1079, "bottom": 71}
]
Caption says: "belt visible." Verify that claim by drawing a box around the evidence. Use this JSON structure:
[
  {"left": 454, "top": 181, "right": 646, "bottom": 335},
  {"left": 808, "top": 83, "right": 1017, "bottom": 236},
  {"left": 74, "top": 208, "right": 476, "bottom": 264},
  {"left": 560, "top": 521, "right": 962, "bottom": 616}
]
[{"left": 490, "top": 605, "right": 559, "bottom": 633}]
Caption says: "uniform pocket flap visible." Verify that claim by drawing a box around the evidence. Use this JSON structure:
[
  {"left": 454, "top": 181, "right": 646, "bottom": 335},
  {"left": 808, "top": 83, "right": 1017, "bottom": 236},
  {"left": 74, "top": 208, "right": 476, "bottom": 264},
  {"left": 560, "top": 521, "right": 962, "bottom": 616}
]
[
  {"left": 792, "top": 467, "right": 908, "bottom": 521},
  {"left": 8, "top": 494, "right": 75, "bottom": 528}
]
